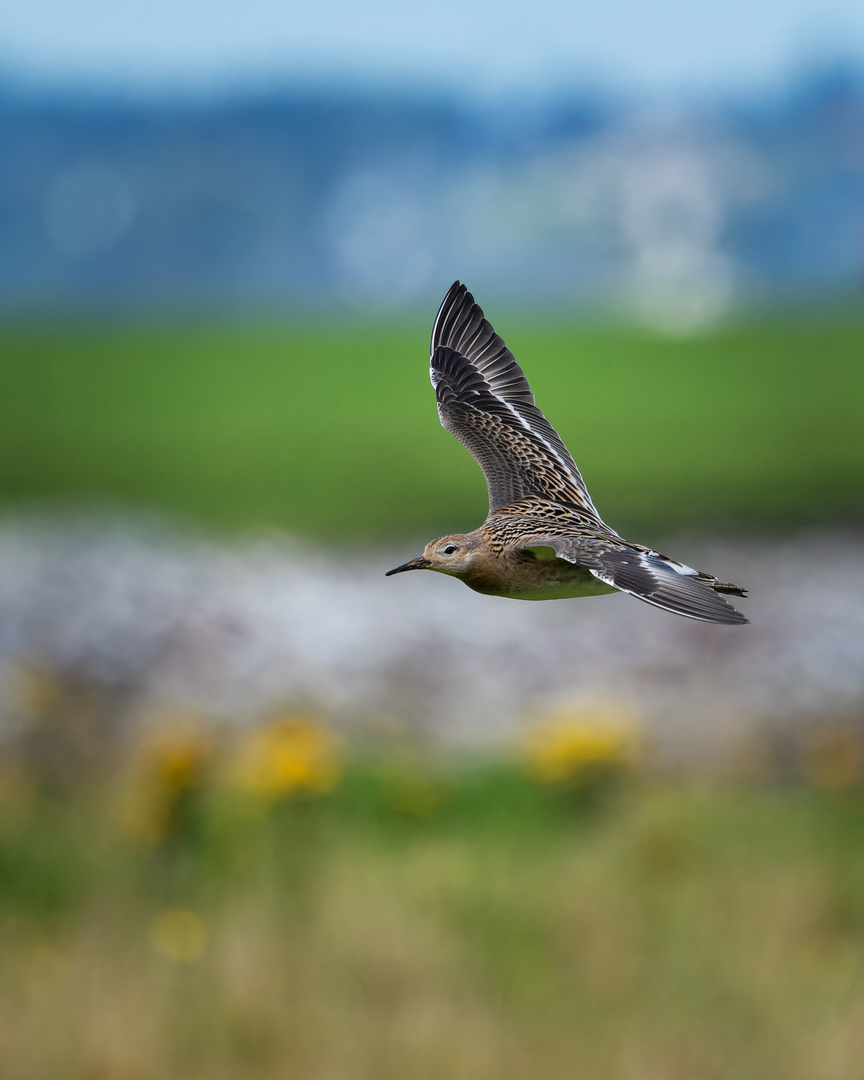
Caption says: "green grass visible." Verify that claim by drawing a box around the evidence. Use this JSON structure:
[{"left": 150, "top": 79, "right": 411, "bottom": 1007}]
[
  {"left": 3, "top": 763, "right": 864, "bottom": 1080},
  {"left": 1, "top": 314, "right": 862, "bottom": 539}
]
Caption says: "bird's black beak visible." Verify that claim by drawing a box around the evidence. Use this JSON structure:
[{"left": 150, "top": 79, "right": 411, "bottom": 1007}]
[{"left": 385, "top": 556, "right": 431, "bottom": 576}]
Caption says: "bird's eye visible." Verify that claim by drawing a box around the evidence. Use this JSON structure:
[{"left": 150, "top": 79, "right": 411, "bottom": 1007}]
[{"left": 443, "top": 545, "right": 458, "bottom": 555}]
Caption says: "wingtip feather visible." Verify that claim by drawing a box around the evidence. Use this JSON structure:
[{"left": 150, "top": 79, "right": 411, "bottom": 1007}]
[{"left": 589, "top": 550, "right": 750, "bottom": 626}]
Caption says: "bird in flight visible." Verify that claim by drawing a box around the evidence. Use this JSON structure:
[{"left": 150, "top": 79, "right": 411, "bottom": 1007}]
[{"left": 387, "top": 282, "right": 748, "bottom": 625}]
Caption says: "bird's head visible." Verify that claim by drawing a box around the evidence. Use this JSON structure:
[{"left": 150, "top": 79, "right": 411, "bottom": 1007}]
[{"left": 386, "top": 533, "right": 480, "bottom": 579}]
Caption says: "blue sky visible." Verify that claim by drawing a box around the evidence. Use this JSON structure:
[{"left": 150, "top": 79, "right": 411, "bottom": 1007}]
[{"left": 2, "top": 0, "right": 864, "bottom": 99}]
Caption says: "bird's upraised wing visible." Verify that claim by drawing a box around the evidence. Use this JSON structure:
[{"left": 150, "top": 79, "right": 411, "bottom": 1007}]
[{"left": 430, "top": 282, "right": 601, "bottom": 517}]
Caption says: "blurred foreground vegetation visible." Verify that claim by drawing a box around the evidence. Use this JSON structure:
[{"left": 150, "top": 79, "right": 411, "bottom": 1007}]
[
  {"left": 3, "top": 710, "right": 864, "bottom": 1079},
  {"left": 1, "top": 314, "right": 862, "bottom": 538}
]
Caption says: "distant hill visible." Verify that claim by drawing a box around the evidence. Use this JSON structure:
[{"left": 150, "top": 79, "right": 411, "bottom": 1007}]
[{"left": 1, "top": 67, "right": 862, "bottom": 324}]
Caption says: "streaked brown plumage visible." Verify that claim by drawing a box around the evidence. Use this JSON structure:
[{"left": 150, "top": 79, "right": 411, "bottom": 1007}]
[{"left": 387, "top": 282, "right": 748, "bottom": 625}]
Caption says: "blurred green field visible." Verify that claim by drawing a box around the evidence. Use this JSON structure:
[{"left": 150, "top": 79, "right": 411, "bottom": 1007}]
[
  {"left": 1, "top": 314, "right": 862, "bottom": 538},
  {"left": 3, "top": 747, "right": 864, "bottom": 1080}
]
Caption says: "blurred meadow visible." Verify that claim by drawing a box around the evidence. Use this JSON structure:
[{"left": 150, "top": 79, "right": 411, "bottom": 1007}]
[
  {"left": 5, "top": 713, "right": 864, "bottom": 1079},
  {"left": 3, "top": 0, "right": 864, "bottom": 1076}
]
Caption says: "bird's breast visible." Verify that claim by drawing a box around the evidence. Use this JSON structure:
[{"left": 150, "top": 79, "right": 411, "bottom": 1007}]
[{"left": 462, "top": 554, "right": 617, "bottom": 601}]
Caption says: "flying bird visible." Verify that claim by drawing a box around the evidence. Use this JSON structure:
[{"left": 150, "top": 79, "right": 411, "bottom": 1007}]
[{"left": 387, "top": 282, "right": 748, "bottom": 625}]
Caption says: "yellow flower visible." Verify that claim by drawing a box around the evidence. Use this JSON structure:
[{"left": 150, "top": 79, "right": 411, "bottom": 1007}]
[
  {"left": 524, "top": 701, "right": 641, "bottom": 784},
  {"left": 138, "top": 723, "right": 213, "bottom": 794},
  {"left": 123, "top": 716, "right": 214, "bottom": 847},
  {"left": 3, "top": 662, "right": 64, "bottom": 719},
  {"left": 802, "top": 725, "right": 862, "bottom": 790},
  {"left": 149, "top": 909, "right": 208, "bottom": 963},
  {"left": 233, "top": 715, "right": 342, "bottom": 799},
  {"left": 136, "top": 717, "right": 214, "bottom": 794}
]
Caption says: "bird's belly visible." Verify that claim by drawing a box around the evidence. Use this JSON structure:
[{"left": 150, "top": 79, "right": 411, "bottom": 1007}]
[{"left": 477, "top": 563, "right": 617, "bottom": 602}]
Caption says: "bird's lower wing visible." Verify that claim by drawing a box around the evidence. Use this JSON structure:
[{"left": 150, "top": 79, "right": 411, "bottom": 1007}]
[{"left": 524, "top": 538, "right": 749, "bottom": 625}]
